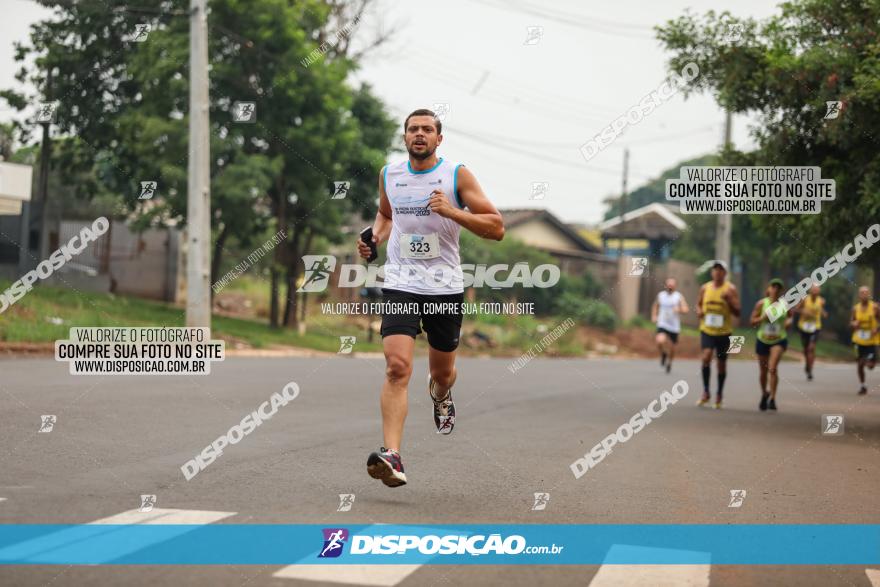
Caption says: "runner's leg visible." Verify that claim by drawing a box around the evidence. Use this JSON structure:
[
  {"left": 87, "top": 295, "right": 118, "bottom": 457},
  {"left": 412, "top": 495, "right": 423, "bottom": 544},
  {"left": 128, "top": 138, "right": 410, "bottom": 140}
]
[
  {"left": 700, "top": 346, "right": 713, "bottom": 403},
  {"left": 382, "top": 334, "right": 415, "bottom": 451},
  {"left": 758, "top": 354, "right": 769, "bottom": 394},
  {"left": 716, "top": 357, "right": 727, "bottom": 397},
  {"left": 428, "top": 346, "right": 457, "bottom": 399},
  {"left": 768, "top": 344, "right": 784, "bottom": 399},
  {"left": 656, "top": 331, "right": 668, "bottom": 365},
  {"left": 715, "top": 336, "right": 728, "bottom": 403},
  {"left": 806, "top": 338, "right": 816, "bottom": 375}
]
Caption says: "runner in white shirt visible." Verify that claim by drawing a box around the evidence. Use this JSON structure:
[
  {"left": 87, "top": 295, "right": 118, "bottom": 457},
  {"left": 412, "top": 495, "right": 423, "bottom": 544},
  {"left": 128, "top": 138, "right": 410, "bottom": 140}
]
[
  {"left": 651, "top": 278, "right": 689, "bottom": 373},
  {"left": 356, "top": 108, "right": 504, "bottom": 488}
]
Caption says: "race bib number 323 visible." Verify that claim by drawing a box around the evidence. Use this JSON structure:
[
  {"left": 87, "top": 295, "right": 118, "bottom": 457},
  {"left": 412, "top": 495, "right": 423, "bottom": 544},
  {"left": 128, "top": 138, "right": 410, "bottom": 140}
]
[{"left": 400, "top": 233, "right": 440, "bottom": 259}]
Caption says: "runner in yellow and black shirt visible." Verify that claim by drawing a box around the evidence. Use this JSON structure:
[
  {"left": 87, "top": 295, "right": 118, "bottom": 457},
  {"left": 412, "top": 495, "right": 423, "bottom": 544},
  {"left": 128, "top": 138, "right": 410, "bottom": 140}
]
[
  {"left": 794, "top": 285, "right": 827, "bottom": 381},
  {"left": 696, "top": 260, "right": 741, "bottom": 409},
  {"left": 850, "top": 286, "right": 879, "bottom": 395}
]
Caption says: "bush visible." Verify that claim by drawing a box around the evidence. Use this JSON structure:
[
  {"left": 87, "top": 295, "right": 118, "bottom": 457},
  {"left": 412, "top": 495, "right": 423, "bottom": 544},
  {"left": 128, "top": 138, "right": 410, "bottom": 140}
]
[
  {"left": 460, "top": 231, "right": 607, "bottom": 316},
  {"left": 553, "top": 293, "right": 618, "bottom": 331}
]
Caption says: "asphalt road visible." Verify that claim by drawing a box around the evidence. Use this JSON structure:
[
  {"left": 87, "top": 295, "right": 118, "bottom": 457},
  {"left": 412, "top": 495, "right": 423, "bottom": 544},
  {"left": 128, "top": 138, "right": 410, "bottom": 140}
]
[{"left": 1, "top": 354, "right": 879, "bottom": 586}]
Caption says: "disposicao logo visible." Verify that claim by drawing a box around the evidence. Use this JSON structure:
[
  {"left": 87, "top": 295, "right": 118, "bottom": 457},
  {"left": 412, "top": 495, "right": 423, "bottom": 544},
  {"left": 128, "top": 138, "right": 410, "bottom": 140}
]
[{"left": 319, "top": 528, "right": 349, "bottom": 558}]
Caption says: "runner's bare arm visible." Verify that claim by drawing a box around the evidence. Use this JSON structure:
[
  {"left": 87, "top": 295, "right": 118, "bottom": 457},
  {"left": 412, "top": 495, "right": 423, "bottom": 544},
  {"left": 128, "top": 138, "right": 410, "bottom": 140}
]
[
  {"left": 784, "top": 307, "right": 795, "bottom": 328},
  {"left": 679, "top": 296, "right": 689, "bottom": 314},
  {"left": 428, "top": 166, "right": 504, "bottom": 241},
  {"left": 724, "top": 284, "right": 742, "bottom": 317},
  {"left": 357, "top": 169, "right": 393, "bottom": 260},
  {"left": 695, "top": 285, "right": 705, "bottom": 318},
  {"left": 651, "top": 300, "right": 658, "bottom": 322},
  {"left": 749, "top": 300, "right": 764, "bottom": 326},
  {"left": 850, "top": 308, "right": 858, "bottom": 330}
]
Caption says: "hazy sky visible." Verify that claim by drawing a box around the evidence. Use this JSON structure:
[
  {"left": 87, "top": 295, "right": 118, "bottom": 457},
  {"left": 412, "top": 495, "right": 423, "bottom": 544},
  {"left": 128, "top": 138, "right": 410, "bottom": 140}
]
[{"left": 1, "top": 0, "right": 781, "bottom": 224}]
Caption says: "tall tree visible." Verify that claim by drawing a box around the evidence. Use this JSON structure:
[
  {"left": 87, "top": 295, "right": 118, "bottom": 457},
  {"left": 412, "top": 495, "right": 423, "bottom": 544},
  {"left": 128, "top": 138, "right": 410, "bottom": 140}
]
[
  {"left": 656, "top": 0, "right": 880, "bottom": 292},
  {"left": 2, "top": 0, "right": 397, "bottom": 326}
]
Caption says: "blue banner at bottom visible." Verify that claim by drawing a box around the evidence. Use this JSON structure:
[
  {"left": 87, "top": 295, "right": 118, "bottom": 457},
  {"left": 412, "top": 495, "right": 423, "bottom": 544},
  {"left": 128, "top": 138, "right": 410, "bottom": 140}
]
[{"left": 0, "top": 524, "right": 876, "bottom": 565}]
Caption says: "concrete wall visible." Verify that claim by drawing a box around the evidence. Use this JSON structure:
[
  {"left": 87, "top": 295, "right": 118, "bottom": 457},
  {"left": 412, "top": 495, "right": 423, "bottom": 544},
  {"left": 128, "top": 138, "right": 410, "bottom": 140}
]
[{"left": 107, "top": 223, "right": 182, "bottom": 301}]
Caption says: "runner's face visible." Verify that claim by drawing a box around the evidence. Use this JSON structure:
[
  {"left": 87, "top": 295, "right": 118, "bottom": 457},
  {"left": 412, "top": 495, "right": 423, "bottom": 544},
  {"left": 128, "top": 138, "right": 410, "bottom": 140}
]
[
  {"left": 711, "top": 267, "right": 726, "bottom": 282},
  {"left": 859, "top": 288, "right": 870, "bottom": 302},
  {"left": 404, "top": 116, "right": 441, "bottom": 160},
  {"left": 665, "top": 279, "right": 675, "bottom": 292}
]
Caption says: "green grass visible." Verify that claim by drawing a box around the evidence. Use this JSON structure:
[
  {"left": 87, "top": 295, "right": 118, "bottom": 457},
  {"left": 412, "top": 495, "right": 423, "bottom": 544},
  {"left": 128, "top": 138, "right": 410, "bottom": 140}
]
[
  {"left": 0, "top": 280, "right": 855, "bottom": 360},
  {"left": 0, "top": 280, "right": 383, "bottom": 352}
]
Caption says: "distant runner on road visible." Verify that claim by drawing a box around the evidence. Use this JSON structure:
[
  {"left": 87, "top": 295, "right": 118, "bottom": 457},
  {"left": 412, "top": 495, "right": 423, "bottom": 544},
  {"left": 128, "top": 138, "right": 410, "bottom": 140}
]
[
  {"left": 651, "top": 277, "right": 689, "bottom": 373},
  {"left": 850, "top": 286, "right": 879, "bottom": 395},
  {"left": 750, "top": 278, "right": 792, "bottom": 411},
  {"left": 794, "top": 284, "right": 826, "bottom": 381},
  {"left": 696, "top": 260, "right": 741, "bottom": 409}
]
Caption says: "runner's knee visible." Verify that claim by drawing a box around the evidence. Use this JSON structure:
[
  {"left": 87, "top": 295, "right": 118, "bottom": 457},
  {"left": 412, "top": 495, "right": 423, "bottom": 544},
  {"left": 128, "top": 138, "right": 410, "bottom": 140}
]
[
  {"left": 385, "top": 355, "right": 412, "bottom": 384},
  {"left": 430, "top": 364, "right": 455, "bottom": 388}
]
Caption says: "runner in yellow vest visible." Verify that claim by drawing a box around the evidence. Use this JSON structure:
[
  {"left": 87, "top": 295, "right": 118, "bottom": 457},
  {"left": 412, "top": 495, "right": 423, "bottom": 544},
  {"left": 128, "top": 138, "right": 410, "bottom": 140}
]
[
  {"left": 795, "top": 285, "right": 827, "bottom": 381},
  {"left": 696, "top": 260, "right": 741, "bottom": 408},
  {"left": 850, "top": 286, "right": 879, "bottom": 395},
  {"left": 750, "top": 279, "right": 793, "bottom": 411}
]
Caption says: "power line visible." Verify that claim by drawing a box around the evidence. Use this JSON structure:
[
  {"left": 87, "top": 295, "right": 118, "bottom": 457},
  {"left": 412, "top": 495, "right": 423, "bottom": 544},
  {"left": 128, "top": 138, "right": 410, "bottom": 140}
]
[
  {"left": 473, "top": 0, "right": 656, "bottom": 40},
  {"left": 447, "top": 125, "right": 654, "bottom": 181}
]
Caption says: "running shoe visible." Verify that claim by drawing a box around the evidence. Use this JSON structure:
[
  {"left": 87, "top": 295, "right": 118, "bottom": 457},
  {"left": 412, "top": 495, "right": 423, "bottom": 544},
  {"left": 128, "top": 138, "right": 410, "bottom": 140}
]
[
  {"left": 666, "top": 362, "right": 672, "bottom": 374},
  {"left": 697, "top": 391, "right": 710, "bottom": 407},
  {"left": 428, "top": 374, "right": 455, "bottom": 435},
  {"left": 759, "top": 392, "right": 769, "bottom": 411},
  {"left": 367, "top": 447, "right": 407, "bottom": 487},
  {"left": 714, "top": 394, "right": 723, "bottom": 409},
  {"left": 807, "top": 371, "right": 813, "bottom": 381},
  {"left": 768, "top": 398, "right": 777, "bottom": 411},
  {"left": 858, "top": 386, "right": 868, "bottom": 395}
]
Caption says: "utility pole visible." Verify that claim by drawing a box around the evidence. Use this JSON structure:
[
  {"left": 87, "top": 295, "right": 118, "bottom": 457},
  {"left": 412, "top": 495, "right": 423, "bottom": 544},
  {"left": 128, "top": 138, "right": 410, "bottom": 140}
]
[
  {"left": 714, "top": 111, "right": 733, "bottom": 267},
  {"left": 618, "top": 147, "right": 629, "bottom": 257},
  {"left": 37, "top": 69, "right": 53, "bottom": 261},
  {"left": 186, "top": 0, "right": 211, "bottom": 327}
]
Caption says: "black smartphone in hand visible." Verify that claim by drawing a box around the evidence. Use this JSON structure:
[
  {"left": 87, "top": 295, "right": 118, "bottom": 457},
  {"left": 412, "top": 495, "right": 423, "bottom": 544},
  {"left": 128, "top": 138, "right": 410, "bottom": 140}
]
[{"left": 360, "top": 226, "right": 378, "bottom": 263}]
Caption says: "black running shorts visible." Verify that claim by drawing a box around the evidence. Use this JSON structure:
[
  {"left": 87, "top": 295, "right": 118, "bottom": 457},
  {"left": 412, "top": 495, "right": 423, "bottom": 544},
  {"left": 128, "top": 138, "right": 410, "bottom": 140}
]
[
  {"left": 656, "top": 327, "right": 679, "bottom": 344},
  {"left": 380, "top": 288, "right": 464, "bottom": 352},
  {"left": 799, "top": 328, "right": 820, "bottom": 348},
  {"left": 854, "top": 344, "right": 877, "bottom": 361},
  {"left": 700, "top": 332, "right": 731, "bottom": 360},
  {"left": 756, "top": 338, "right": 788, "bottom": 356}
]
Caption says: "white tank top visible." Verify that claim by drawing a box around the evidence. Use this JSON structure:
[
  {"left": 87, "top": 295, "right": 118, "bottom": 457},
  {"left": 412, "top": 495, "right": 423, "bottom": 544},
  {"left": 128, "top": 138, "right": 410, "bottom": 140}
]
[
  {"left": 656, "top": 290, "right": 683, "bottom": 333},
  {"left": 383, "top": 157, "right": 464, "bottom": 295}
]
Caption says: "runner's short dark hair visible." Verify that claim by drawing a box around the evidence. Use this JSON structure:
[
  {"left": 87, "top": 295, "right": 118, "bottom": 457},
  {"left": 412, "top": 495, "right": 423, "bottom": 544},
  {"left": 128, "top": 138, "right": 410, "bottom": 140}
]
[{"left": 404, "top": 109, "right": 441, "bottom": 134}]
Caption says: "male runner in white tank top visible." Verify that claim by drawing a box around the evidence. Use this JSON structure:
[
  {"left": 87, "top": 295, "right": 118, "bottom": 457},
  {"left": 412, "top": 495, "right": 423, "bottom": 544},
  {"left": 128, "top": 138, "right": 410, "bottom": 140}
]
[
  {"left": 356, "top": 108, "right": 504, "bottom": 487},
  {"left": 651, "top": 278, "right": 689, "bottom": 373}
]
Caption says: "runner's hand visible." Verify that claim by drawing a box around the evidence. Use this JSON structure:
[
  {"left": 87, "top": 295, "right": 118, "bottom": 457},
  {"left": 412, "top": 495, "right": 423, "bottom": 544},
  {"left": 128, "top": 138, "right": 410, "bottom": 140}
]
[
  {"left": 357, "top": 234, "right": 378, "bottom": 260},
  {"left": 428, "top": 190, "right": 456, "bottom": 218}
]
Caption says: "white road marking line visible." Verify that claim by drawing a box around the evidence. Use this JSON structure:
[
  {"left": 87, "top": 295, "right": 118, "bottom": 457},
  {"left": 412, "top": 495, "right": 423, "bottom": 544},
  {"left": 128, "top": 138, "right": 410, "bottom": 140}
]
[
  {"left": 0, "top": 508, "right": 235, "bottom": 564},
  {"left": 589, "top": 545, "right": 710, "bottom": 587},
  {"left": 273, "top": 565, "right": 422, "bottom": 586},
  {"left": 0, "top": 498, "right": 6, "bottom": 502},
  {"left": 90, "top": 508, "right": 234, "bottom": 525},
  {"left": 866, "top": 568, "right": 880, "bottom": 587}
]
